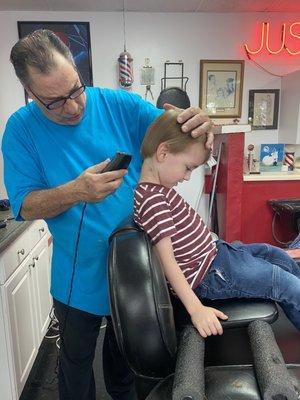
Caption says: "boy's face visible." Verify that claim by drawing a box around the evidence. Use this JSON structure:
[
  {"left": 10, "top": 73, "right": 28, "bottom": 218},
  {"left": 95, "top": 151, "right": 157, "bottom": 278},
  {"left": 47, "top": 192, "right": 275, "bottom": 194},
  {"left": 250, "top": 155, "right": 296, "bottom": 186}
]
[{"left": 158, "top": 142, "right": 208, "bottom": 188}]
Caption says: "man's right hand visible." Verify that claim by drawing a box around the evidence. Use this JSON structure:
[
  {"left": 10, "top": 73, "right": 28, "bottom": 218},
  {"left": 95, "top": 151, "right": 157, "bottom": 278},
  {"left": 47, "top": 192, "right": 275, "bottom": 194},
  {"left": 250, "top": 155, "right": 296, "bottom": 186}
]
[{"left": 73, "top": 160, "right": 127, "bottom": 203}]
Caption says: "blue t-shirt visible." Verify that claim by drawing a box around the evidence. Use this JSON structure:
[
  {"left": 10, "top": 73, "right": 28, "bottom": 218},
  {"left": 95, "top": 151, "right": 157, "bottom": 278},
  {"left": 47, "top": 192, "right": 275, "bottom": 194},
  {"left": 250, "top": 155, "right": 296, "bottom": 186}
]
[{"left": 2, "top": 87, "right": 162, "bottom": 315}]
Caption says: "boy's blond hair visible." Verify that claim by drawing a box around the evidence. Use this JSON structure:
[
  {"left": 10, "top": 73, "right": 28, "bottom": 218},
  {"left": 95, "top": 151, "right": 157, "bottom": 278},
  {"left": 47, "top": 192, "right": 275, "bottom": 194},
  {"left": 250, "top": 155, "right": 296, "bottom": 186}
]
[{"left": 141, "top": 109, "right": 209, "bottom": 160}]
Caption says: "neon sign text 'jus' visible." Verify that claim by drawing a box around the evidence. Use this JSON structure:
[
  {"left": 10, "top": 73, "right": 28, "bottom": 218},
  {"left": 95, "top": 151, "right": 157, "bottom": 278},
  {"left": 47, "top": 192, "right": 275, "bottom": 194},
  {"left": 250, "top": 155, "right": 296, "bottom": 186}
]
[{"left": 244, "top": 22, "right": 300, "bottom": 55}]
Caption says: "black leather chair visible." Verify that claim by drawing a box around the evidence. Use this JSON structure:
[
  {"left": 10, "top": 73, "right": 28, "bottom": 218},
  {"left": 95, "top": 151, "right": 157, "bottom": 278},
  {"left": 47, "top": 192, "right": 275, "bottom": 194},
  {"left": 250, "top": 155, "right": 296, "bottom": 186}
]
[{"left": 108, "top": 218, "right": 300, "bottom": 399}]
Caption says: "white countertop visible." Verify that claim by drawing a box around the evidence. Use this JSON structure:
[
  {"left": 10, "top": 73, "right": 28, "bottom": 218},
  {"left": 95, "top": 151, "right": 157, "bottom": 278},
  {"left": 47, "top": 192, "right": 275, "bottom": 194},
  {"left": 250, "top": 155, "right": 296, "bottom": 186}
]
[{"left": 243, "top": 171, "right": 300, "bottom": 181}]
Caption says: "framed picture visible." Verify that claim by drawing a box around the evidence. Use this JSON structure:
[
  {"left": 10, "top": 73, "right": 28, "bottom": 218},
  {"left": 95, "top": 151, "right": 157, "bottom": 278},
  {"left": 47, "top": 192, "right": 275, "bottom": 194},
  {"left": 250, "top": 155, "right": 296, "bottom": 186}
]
[
  {"left": 248, "top": 89, "right": 280, "bottom": 130},
  {"left": 18, "top": 21, "right": 93, "bottom": 88},
  {"left": 259, "top": 143, "right": 284, "bottom": 172},
  {"left": 199, "top": 60, "right": 244, "bottom": 118}
]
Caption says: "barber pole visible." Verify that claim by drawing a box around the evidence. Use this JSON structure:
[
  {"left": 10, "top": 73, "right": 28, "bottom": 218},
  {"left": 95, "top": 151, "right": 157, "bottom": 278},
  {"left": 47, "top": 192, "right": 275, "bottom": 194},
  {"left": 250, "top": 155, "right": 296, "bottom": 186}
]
[
  {"left": 284, "top": 151, "right": 295, "bottom": 171},
  {"left": 118, "top": 51, "right": 133, "bottom": 89}
]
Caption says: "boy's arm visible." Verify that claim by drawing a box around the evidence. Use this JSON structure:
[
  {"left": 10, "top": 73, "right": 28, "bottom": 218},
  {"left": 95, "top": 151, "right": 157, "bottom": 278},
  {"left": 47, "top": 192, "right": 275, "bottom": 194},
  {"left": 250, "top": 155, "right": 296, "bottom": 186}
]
[{"left": 155, "top": 236, "right": 228, "bottom": 337}]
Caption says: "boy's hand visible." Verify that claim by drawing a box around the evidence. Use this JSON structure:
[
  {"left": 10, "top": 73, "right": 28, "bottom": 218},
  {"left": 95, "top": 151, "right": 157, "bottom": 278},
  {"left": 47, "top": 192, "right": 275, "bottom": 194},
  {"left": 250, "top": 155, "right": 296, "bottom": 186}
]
[{"left": 190, "top": 305, "right": 228, "bottom": 338}]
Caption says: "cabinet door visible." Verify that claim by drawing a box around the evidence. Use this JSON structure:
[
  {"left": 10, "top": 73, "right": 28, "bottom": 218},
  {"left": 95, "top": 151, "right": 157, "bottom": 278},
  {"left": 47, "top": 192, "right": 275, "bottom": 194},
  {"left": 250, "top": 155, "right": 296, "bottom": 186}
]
[
  {"left": 0, "top": 226, "right": 34, "bottom": 284},
  {"left": 31, "top": 236, "right": 52, "bottom": 344},
  {"left": 0, "top": 294, "right": 17, "bottom": 400},
  {"left": 4, "top": 257, "right": 38, "bottom": 397}
]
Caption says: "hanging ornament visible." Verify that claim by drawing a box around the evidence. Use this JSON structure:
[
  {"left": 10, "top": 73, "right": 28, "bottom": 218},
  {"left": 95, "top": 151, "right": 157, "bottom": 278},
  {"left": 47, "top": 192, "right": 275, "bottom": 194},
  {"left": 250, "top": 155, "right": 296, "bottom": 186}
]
[
  {"left": 118, "top": 51, "right": 133, "bottom": 89},
  {"left": 118, "top": 0, "right": 133, "bottom": 89}
]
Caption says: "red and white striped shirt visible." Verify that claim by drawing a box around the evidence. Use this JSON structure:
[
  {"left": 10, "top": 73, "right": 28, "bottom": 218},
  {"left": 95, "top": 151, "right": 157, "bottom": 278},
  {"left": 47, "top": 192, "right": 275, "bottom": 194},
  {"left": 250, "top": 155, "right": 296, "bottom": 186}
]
[{"left": 133, "top": 182, "right": 217, "bottom": 289}]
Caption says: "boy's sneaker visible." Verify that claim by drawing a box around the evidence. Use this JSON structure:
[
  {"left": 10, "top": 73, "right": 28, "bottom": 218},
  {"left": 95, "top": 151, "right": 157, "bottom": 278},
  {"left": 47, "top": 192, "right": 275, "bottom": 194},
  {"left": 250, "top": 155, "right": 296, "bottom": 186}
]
[{"left": 45, "top": 307, "right": 60, "bottom": 339}]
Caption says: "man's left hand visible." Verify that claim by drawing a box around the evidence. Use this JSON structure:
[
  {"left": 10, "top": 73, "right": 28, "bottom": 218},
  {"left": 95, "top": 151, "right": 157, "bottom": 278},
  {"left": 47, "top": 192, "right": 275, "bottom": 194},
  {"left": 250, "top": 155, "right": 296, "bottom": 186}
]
[{"left": 163, "top": 103, "right": 213, "bottom": 149}]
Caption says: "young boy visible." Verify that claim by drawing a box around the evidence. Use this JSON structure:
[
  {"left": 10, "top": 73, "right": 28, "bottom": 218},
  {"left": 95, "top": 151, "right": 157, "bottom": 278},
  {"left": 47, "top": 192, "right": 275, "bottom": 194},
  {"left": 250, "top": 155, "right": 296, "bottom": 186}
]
[{"left": 133, "top": 110, "right": 300, "bottom": 338}]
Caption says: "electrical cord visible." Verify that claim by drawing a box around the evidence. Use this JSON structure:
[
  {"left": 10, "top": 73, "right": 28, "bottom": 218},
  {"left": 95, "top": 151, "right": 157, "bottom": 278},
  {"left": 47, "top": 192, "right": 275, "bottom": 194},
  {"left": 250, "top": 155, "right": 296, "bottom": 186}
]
[
  {"left": 45, "top": 201, "right": 88, "bottom": 389},
  {"left": 244, "top": 47, "right": 286, "bottom": 78},
  {"left": 0, "top": 217, "right": 15, "bottom": 229},
  {"left": 53, "top": 203, "right": 87, "bottom": 379},
  {"left": 271, "top": 211, "right": 292, "bottom": 247},
  {"left": 50, "top": 156, "right": 131, "bottom": 382},
  {"left": 59, "top": 201, "right": 88, "bottom": 351},
  {"left": 50, "top": 195, "right": 111, "bottom": 384}
]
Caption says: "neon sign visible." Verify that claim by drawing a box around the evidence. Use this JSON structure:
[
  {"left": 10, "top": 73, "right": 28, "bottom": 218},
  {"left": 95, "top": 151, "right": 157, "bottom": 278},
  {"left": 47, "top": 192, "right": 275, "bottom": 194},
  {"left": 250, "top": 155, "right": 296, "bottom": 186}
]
[{"left": 244, "top": 22, "right": 300, "bottom": 55}]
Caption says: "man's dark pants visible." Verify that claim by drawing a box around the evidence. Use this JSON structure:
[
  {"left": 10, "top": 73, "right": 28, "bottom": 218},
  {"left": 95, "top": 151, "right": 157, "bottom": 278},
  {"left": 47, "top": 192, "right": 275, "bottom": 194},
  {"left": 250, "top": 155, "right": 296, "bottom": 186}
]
[{"left": 54, "top": 299, "right": 137, "bottom": 400}]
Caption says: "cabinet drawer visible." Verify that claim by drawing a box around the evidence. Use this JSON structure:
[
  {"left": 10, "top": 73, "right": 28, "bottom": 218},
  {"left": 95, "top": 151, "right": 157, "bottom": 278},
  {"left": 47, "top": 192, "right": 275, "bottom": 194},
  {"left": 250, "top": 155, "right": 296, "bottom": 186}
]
[
  {"left": 0, "top": 220, "right": 49, "bottom": 284},
  {"left": 0, "top": 227, "right": 33, "bottom": 284},
  {"left": 30, "top": 220, "right": 48, "bottom": 245}
]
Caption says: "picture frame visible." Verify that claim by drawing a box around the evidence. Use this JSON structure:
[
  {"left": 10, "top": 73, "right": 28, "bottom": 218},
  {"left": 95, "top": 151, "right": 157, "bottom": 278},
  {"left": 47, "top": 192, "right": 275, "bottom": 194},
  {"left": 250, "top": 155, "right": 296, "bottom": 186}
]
[
  {"left": 18, "top": 21, "right": 93, "bottom": 104},
  {"left": 199, "top": 60, "right": 244, "bottom": 118},
  {"left": 259, "top": 143, "right": 285, "bottom": 172},
  {"left": 248, "top": 89, "right": 280, "bottom": 130}
]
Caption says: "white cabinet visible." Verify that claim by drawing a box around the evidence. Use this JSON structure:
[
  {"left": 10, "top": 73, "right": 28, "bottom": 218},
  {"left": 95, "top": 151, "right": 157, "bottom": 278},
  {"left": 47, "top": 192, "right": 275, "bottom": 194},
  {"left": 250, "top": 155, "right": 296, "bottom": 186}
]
[
  {"left": 0, "top": 220, "right": 52, "bottom": 399},
  {"left": 4, "top": 256, "right": 39, "bottom": 396},
  {"left": 31, "top": 237, "right": 52, "bottom": 344}
]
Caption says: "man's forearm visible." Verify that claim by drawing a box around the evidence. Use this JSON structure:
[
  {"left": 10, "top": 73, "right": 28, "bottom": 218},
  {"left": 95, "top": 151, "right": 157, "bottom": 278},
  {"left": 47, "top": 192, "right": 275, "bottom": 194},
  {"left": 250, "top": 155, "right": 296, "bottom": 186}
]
[{"left": 21, "top": 180, "right": 80, "bottom": 220}]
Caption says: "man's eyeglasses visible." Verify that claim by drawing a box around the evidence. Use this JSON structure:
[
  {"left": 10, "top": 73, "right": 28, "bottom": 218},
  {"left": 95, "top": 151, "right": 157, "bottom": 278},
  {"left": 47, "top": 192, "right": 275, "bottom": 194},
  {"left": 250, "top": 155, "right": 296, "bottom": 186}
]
[{"left": 28, "top": 84, "right": 86, "bottom": 110}]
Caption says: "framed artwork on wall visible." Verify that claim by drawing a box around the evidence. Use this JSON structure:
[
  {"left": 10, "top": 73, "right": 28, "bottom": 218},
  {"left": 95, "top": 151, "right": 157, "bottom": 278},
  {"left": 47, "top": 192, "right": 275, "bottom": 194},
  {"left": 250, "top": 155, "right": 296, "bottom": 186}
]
[
  {"left": 18, "top": 21, "right": 93, "bottom": 93},
  {"left": 248, "top": 89, "right": 280, "bottom": 130},
  {"left": 199, "top": 60, "right": 244, "bottom": 118}
]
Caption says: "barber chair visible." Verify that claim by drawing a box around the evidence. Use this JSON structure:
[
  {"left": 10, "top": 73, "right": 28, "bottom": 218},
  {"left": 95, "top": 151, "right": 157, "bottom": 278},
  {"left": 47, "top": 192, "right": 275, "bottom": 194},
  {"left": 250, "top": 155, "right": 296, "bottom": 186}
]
[
  {"left": 108, "top": 218, "right": 300, "bottom": 399},
  {"left": 268, "top": 198, "right": 300, "bottom": 246}
]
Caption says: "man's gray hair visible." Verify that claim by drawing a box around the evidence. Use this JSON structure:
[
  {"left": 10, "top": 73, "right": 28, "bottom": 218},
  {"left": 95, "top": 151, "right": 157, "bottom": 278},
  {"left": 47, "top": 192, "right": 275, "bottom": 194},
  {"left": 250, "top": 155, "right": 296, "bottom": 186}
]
[{"left": 10, "top": 29, "right": 76, "bottom": 86}]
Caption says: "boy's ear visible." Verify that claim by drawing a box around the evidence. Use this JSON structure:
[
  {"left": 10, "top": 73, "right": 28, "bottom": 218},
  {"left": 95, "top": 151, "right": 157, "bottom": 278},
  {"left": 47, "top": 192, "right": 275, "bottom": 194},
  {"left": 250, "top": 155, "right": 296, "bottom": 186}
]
[{"left": 156, "top": 142, "right": 169, "bottom": 162}]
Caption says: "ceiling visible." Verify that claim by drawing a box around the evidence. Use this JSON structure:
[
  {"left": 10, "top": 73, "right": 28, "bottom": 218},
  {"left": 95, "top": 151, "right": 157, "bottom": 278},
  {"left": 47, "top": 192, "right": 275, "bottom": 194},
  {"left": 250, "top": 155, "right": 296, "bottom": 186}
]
[{"left": 1, "top": 0, "right": 300, "bottom": 13}]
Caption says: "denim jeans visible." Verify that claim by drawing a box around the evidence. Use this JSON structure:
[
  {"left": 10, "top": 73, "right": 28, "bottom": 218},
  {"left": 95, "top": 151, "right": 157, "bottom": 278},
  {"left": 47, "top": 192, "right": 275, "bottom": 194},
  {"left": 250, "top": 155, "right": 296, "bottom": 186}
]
[{"left": 194, "top": 241, "right": 300, "bottom": 330}]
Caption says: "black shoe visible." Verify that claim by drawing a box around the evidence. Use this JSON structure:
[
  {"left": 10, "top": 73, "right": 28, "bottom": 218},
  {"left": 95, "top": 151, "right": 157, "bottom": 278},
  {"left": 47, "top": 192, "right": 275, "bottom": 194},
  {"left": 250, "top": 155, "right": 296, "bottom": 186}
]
[{"left": 45, "top": 306, "right": 60, "bottom": 339}]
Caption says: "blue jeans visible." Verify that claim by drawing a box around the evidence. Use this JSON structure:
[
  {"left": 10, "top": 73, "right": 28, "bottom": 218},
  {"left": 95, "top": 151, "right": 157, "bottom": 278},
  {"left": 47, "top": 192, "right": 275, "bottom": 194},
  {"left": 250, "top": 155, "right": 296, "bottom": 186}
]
[{"left": 194, "top": 241, "right": 300, "bottom": 330}]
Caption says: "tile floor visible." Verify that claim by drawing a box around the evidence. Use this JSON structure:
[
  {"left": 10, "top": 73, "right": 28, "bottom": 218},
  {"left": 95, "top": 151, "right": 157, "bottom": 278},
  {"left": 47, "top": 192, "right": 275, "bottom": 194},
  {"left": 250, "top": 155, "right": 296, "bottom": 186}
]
[{"left": 20, "top": 324, "right": 111, "bottom": 400}]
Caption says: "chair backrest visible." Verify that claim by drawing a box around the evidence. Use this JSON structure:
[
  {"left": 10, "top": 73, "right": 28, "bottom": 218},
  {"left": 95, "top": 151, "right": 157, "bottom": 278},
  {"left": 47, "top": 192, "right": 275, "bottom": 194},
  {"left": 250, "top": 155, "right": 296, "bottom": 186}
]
[{"left": 108, "top": 218, "right": 177, "bottom": 378}]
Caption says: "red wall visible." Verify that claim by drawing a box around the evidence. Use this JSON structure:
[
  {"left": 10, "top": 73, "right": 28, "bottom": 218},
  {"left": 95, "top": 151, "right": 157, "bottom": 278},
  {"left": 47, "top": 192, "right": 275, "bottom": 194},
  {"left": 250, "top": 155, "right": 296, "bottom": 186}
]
[
  {"left": 241, "top": 180, "right": 298, "bottom": 245},
  {"left": 212, "top": 133, "right": 298, "bottom": 246}
]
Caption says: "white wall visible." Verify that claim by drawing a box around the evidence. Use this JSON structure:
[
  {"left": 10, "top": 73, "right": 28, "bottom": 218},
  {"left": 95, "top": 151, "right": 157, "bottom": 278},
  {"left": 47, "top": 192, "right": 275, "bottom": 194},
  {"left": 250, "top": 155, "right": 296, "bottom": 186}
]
[
  {"left": 279, "top": 69, "right": 300, "bottom": 145},
  {"left": 1, "top": 11, "right": 300, "bottom": 201}
]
